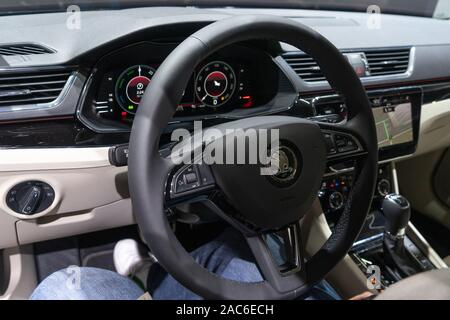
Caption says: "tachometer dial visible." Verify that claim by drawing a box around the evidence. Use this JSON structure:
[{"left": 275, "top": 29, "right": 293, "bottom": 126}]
[
  {"left": 115, "top": 65, "right": 155, "bottom": 114},
  {"left": 195, "top": 61, "right": 236, "bottom": 108}
]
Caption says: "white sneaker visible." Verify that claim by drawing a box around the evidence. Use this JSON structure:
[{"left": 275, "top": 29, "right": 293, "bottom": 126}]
[{"left": 113, "top": 239, "right": 151, "bottom": 277}]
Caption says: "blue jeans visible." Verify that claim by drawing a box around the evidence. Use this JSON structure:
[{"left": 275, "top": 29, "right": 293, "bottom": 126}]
[{"left": 30, "top": 229, "right": 340, "bottom": 300}]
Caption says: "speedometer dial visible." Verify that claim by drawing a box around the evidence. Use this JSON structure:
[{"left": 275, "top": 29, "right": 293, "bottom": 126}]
[
  {"left": 195, "top": 61, "right": 236, "bottom": 108},
  {"left": 115, "top": 65, "right": 155, "bottom": 114}
]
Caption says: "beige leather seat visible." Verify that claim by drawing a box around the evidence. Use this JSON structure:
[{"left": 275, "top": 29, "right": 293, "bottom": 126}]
[{"left": 376, "top": 269, "right": 450, "bottom": 300}]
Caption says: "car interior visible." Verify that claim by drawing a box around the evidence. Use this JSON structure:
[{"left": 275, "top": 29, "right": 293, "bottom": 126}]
[{"left": 1, "top": 0, "right": 450, "bottom": 300}]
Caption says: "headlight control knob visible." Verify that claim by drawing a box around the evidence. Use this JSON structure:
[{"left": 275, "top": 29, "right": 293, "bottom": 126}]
[{"left": 6, "top": 181, "right": 55, "bottom": 215}]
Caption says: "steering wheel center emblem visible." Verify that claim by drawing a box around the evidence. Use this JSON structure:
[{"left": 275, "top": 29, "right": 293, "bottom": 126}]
[{"left": 268, "top": 145, "right": 300, "bottom": 186}]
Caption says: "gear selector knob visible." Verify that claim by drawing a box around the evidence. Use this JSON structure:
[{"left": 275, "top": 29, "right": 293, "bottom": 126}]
[{"left": 382, "top": 193, "right": 411, "bottom": 237}]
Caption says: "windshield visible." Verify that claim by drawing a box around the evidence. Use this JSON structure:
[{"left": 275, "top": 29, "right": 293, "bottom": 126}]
[{"left": 0, "top": 0, "right": 449, "bottom": 19}]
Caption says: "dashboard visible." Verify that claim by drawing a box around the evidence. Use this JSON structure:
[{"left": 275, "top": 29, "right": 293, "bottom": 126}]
[
  {"left": 0, "top": 6, "right": 450, "bottom": 259},
  {"left": 78, "top": 42, "right": 285, "bottom": 133},
  {"left": 1, "top": 7, "right": 450, "bottom": 142}
]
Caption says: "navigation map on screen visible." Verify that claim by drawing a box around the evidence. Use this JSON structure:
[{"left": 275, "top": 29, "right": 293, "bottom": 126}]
[{"left": 372, "top": 102, "right": 413, "bottom": 148}]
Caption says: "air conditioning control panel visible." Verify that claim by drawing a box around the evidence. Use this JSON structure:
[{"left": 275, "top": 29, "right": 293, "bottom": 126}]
[{"left": 319, "top": 164, "right": 392, "bottom": 227}]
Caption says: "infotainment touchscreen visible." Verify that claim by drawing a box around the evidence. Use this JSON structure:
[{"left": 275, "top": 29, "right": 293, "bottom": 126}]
[{"left": 372, "top": 102, "right": 413, "bottom": 149}]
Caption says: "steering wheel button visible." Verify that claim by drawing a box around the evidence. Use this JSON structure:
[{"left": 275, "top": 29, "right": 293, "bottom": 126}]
[
  {"left": 173, "top": 166, "right": 200, "bottom": 194},
  {"left": 197, "top": 165, "right": 215, "bottom": 186},
  {"left": 336, "top": 139, "right": 346, "bottom": 147},
  {"left": 175, "top": 176, "right": 185, "bottom": 190},
  {"left": 185, "top": 166, "right": 195, "bottom": 173},
  {"left": 184, "top": 172, "right": 198, "bottom": 184}
]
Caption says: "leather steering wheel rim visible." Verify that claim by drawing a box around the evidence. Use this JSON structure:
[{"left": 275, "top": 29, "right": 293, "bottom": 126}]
[{"left": 128, "top": 15, "right": 378, "bottom": 299}]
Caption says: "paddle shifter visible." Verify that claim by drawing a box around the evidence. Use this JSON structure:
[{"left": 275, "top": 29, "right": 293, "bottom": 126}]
[{"left": 382, "top": 194, "right": 422, "bottom": 277}]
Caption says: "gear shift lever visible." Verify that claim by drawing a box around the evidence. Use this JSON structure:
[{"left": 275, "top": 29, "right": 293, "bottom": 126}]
[
  {"left": 383, "top": 194, "right": 411, "bottom": 238},
  {"left": 382, "top": 193, "right": 422, "bottom": 277}
]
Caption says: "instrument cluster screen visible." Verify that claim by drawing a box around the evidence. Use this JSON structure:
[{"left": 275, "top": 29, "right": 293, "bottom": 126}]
[{"left": 93, "top": 60, "right": 255, "bottom": 124}]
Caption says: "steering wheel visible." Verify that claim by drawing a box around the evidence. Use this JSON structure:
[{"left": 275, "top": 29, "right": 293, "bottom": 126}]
[{"left": 128, "top": 15, "right": 378, "bottom": 299}]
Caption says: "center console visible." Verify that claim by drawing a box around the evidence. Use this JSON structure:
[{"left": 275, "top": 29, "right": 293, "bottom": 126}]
[
  {"left": 319, "top": 164, "right": 392, "bottom": 228},
  {"left": 320, "top": 164, "right": 435, "bottom": 289},
  {"left": 314, "top": 86, "right": 440, "bottom": 289},
  {"left": 350, "top": 195, "right": 435, "bottom": 289}
]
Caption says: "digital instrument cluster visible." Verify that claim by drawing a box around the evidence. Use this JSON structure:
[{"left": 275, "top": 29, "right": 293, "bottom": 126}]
[
  {"left": 93, "top": 60, "right": 255, "bottom": 124},
  {"left": 77, "top": 42, "right": 286, "bottom": 133}
]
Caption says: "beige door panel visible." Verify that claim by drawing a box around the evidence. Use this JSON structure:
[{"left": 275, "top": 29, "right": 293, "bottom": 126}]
[
  {"left": 396, "top": 98, "right": 450, "bottom": 227},
  {"left": 415, "top": 99, "right": 450, "bottom": 156},
  {"left": 0, "top": 148, "right": 133, "bottom": 249},
  {"left": 397, "top": 150, "right": 450, "bottom": 229}
]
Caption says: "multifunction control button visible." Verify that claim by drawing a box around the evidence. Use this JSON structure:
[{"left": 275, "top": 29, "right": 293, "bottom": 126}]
[
  {"left": 334, "top": 134, "right": 358, "bottom": 153},
  {"left": 171, "top": 165, "right": 215, "bottom": 198},
  {"left": 323, "top": 133, "right": 337, "bottom": 154},
  {"left": 323, "top": 132, "right": 360, "bottom": 157}
]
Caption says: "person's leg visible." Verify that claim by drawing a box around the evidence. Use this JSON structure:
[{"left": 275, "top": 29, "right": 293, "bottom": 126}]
[
  {"left": 148, "top": 228, "right": 260, "bottom": 300},
  {"left": 148, "top": 228, "right": 340, "bottom": 300},
  {"left": 298, "top": 281, "right": 341, "bottom": 300},
  {"left": 30, "top": 267, "right": 144, "bottom": 300}
]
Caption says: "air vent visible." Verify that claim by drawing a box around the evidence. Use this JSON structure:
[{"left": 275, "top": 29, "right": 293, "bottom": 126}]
[
  {"left": 283, "top": 48, "right": 411, "bottom": 82},
  {"left": 0, "top": 43, "right": 55, "bottom": 56},
  {"left": 282, "top": 54, "right": 326, "bottom": 82},
  {"left": 365, "top": 48, "right": 410, "bottom": 76},
  {"left": 0, "top": 69, "right": 72, "bottom": 107}
]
